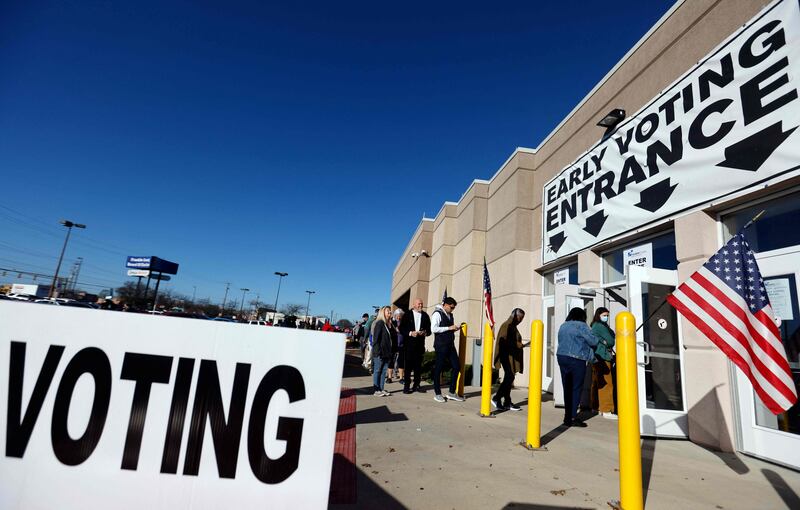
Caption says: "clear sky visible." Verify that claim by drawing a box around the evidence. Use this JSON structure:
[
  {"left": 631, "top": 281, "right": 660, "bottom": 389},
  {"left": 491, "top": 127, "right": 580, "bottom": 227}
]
[{"left": 0, "top": 0, "right": 674, "bottom": 321}]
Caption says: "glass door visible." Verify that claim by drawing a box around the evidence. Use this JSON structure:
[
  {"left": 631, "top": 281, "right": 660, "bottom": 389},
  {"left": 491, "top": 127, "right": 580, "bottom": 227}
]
[
  {"left": 553, "top": 284, "right": 600, "bottom": 408},
  {"left": 627, "top": 265, "right": 688, "bottom": 437},
  {"left": 735, "top": 250, "right": 800, "bottom": 469},
  {"left": 542, "top": 295, "right": 555, "bottom": 393}
]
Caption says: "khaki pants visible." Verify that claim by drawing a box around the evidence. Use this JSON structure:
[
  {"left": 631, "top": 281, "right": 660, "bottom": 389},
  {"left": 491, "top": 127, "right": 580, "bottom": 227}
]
[{"left": 591, "top": 360, "right": 614, "bottom": 413}]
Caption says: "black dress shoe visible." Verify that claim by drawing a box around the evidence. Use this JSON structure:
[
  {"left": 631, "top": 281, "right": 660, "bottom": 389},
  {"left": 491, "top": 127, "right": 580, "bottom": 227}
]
[
  {"left": 571, "top": 419, "right": 588, "bottom": 428},
  {"left": 403, "top": 389, "right": 413, "bottom": 394}
]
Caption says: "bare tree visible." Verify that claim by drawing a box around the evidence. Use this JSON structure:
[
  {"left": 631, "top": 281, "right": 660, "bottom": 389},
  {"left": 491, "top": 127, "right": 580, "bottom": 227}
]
[{"left": 280, "top": 303, "right": 305, "bottom": 316}]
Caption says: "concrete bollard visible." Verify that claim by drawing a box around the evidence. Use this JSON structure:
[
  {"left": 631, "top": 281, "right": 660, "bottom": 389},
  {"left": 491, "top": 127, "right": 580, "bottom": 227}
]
[
  {"left": 479, "top": 322, "right": 495, "bottom": 417},
  {"left": 616, "top": 311, "right": 643, "bottom": 510},
  {"left": 523, "top": 319, "right": 544, "bottom": 450}
]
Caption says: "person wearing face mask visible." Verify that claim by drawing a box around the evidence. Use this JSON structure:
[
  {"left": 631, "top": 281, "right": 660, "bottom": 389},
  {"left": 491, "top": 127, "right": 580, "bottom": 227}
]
[{"left": 590, "top": 307, "right": 617, "bottom": 419}]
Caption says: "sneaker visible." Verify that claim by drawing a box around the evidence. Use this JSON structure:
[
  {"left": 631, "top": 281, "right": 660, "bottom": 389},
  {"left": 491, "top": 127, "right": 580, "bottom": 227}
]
[
  {"left": 508, "top": 404, "right": 522, "bottom": 412},
  {"left": 433, "top": 394, "right": 446, "bottom": 403},
  {"left": 381, "top": 390, "right": 391, "bottom": 397},
  {"left": 374, "top": 390, "right": 382, "bottom": 396},
  {"left": 490, "top": 398, "right": 499, "bottom": 409},
  {"left": 445, "top": 392, "right": 465, "bottom": 402},
  {"left": 602, "top": 412, "right": 618, "bottom": 420}
]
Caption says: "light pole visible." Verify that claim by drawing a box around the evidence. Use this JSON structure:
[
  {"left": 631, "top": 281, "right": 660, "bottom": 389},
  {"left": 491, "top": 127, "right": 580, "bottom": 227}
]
[
  {"left": 192, "top": 285, "right": 197, "bottom": 303},
  {"left": 305, "top": 290, "right": 315, "bottom": 325},
  {"left": 50, "top": 220, "right": 85, "bottom": 298},
  {"left": 221, "top": 282, "right": 230, "bottom": 314},
  {"left": 239, "top": 288, "right": 250, "bottom": 317},
  {"left": 273, "top": 272, "right": 288, "bottom": 321},
  {"left": 253, "top": 292, "right": 260, "bottom": 319}
]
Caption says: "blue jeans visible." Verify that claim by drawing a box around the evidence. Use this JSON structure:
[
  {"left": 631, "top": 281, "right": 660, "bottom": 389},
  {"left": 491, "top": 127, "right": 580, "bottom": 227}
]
[
  {"left": 558, "top": 354, "right": 587, "bottom": 424},
  {"left": 373, "top": 357, "right": 389, "bottom": 391}
]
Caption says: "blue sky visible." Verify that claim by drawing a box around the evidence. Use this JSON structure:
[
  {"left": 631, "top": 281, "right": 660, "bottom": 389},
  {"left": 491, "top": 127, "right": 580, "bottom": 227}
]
[{"left": 0, "top": 0, "right": 674, "bottom": 320}]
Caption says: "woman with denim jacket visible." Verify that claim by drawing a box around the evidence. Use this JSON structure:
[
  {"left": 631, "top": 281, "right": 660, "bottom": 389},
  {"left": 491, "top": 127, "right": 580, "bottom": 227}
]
[
  {"left": 590, "top": 307, "right": 617, "bottom": 419},
  {"left": 557, "top": 307, "right": 599, "bottom": 427}
]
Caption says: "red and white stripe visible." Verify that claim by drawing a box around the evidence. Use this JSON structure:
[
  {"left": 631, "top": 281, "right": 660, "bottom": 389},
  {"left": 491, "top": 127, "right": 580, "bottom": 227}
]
[{"left": 667, "top": 266, "right": 797, "bottom": 414}]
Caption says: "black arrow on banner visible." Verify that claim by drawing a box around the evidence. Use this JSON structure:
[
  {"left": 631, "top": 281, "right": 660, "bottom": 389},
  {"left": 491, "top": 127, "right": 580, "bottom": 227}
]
[
  {"left": 717, "top": 121, "right": 797, "bottom": 171},
  {"left": 635, "top": 178, "right": 677, "bottom": 213},
  {"left": 548, "top": 232, "right": 567, "bottom": 253},
  {"left": 583, "top": 210, "right": 608, "bottom": 237}
]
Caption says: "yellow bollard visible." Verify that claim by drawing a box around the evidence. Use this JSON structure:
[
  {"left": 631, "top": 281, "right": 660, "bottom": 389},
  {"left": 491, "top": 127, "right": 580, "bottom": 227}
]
[
  {"left": 616, "top": 311, "right": 643, "bottom": 510},
  {"left": 523, "top": 320, "right": 544, "bottom": 449},
  {"left": 480, "top": 322, "right": 495, "bottom": 417},
  {"left": 457, "top": 323, "right": 467, "bottom": 397}
]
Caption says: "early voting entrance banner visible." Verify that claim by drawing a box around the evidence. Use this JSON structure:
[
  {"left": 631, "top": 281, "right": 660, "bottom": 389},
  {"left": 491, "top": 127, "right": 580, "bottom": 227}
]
[
  {"left": 542, "top": 0, "right": 800, "bottom": 263},
  {"left": 0, "top": 302, "right": 345, "bottom": 509}
]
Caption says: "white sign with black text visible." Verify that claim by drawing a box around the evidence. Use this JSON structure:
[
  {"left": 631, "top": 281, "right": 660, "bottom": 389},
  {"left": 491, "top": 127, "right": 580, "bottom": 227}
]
[
  {"left": 554, "top": 268, "right": 570, "bottom": 285},
  {"left": 0, "top": 302, "right": 344, "bottom": 509},
  {"left": 542, "top": 0, "right": 800, "bottom": 263},
  {"left": 623, "top": 243, "right": 653, "bottom": 275}
]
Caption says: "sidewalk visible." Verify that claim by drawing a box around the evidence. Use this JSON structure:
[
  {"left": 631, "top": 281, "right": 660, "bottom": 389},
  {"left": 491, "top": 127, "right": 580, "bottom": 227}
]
[{"left": 329, "top": 350, "right": 800, "bottom": 510}]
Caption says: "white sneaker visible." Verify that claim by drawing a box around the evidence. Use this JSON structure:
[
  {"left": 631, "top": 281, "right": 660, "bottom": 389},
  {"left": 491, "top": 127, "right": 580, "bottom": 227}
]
[
  {"left": 433, "top": 394, "right": 446, "bottom": 403},
  {"left": 374, "top": 390, "right": 382, "bottom": 396},
  {"left": 445, "top": 393, "right": 465, "bottom": 402},
  {"left": 602, "top": 412, "right": 618, "bottom": 420},
  {"left": 381, "top": 390, "right": 391, "bottom": 397}
]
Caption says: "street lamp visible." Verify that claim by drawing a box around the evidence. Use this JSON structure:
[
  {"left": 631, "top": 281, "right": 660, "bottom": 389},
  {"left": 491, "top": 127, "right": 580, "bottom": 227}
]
[
  {"left": 239, "top": 288, "right": 250, "bottom": 317},
  {"left": 49, "top": 220, "right": 85, "bottom": 298},
  {"left": 305, "top": 290, "right": 315, "bottom": 324},
  {"left": 273, "top": 272, "right": 288, "bottom": 321}
]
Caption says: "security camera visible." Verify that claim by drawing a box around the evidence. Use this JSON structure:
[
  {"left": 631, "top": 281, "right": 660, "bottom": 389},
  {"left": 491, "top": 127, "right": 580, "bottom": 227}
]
[
  {"left": 420, "top": 249, "right": 428, "bottom": 256},
  {"left": 411, "top": 252, "right": 419, "bottom": 258}
]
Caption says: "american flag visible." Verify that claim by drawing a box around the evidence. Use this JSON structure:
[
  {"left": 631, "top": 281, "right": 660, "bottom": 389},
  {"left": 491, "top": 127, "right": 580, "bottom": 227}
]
[
  {"left": 483, "top": 258, "right": 495, "bottom": 328},
  {"left": 667, "top": 232, "right": 797, "bottom": 414}
]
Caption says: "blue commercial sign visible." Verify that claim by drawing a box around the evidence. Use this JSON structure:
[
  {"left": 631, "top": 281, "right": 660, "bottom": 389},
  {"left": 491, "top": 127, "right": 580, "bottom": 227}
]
[
  {"left": 125, "top": 256, "right": 179, "bottom": 275},
  {"left": 126, "top": 256, "right": 151, "bottom": 269}
]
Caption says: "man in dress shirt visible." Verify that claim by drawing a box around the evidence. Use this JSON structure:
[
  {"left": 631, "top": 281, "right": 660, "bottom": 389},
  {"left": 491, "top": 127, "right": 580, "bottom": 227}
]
[{"left": 399, "top": 298, "right": 431, "bottom": 393}]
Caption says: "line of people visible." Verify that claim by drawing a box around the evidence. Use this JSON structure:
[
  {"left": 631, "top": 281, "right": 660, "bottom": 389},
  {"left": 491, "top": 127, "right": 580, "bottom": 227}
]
[
  {"left": 355, "top": 297, "right": 465, "bottom": 403},
  {"left": 355, "top": 299, "right": 617, "bottom": 423}
]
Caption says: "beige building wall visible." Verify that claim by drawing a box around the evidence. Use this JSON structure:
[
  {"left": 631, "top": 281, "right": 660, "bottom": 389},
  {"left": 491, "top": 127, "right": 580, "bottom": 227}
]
[{"left": 391, "top": 0, "right": 775, "bottom": 450}]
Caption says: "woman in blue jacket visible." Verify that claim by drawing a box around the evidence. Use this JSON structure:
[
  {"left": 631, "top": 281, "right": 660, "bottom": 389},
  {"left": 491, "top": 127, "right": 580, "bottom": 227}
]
[{"left": 557, "top": 307, "right": 599, "bottom": 427}]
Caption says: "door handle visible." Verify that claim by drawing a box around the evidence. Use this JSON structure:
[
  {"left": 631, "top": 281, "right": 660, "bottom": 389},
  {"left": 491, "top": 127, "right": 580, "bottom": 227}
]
[{"left": 637, "top": 341, "right": 650, "bottom": 366}]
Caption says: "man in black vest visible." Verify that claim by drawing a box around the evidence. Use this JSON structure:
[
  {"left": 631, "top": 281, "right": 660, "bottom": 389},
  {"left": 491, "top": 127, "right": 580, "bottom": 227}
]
[
  {"left": 431, "top": 296, "right": 465, "bottom": 403},
  {"left": 399, "top": 298, "right": 431, "bottom": 393}
]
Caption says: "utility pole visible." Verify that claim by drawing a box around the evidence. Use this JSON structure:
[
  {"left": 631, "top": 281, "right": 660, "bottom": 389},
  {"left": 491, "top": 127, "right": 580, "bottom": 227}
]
[
  {"left": 71, "top": 257, "right": 83, "bottom": 294},
  {"left": 50, "top": 220, "right": 85, "bottom": 298},
  {"left": 305, "top": 290, "right": 315, "bottom": 325},
  {"left": 221, "top": 282, "right": 230, "bottom": 314},
  {"left": 239, "top": 288, "right": 250, "bottom": 317}
]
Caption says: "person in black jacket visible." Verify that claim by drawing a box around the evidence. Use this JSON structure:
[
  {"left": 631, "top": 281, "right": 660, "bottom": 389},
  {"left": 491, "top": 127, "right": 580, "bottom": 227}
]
[
  {"left": 399, "top": 298, "right": 432, "bottom": 393},
  {"left": 371, "top": 306, "right": 395, "bottom": 396}
]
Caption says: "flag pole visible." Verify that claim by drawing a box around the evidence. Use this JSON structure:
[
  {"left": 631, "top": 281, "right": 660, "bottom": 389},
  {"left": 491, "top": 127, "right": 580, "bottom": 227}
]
[
  {"left": 741, "top": 209, "right": 766, "bottom": 230},
  {"left": 635, "top": 209, "right": 767, "bottom": 332}
]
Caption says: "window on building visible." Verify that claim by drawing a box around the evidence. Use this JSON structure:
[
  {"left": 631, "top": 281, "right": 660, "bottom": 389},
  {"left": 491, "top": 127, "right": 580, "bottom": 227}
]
[
  {"left": 602, "top": 231, "right": 678, "bottom": 284},
  {"left": 722, "top": 190, "right": 800, "bottom": 252},
  {"left": 543, "top": 263, "right": 578, "bottom": 296}
]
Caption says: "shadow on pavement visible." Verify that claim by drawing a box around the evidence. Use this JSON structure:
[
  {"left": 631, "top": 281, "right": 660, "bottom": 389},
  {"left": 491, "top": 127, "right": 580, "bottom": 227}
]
[
  {"left": 697, "top": 444, "right": 750, "bottom": 475},
  {"left": 354, "top": 405, "right": 408, "bottom": 426},
  {"left": 762, "top": 468, "right": 800, "bottom": 509},
  {"left": 501, "top": 503, "right": 593, "bottom": 509},
  {"left": 329, "top": 460, "right": 407, "bottom": 509},
  {"left": 343, "top": 351, "right": 369, "bottom": 379},
  {"left": 540, "top": 424, "right": 569, "bottom": 447}
]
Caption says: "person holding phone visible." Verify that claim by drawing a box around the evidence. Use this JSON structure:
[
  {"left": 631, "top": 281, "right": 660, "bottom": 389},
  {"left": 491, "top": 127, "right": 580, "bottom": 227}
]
[{"left": 431, "top": 297, "right": 465, "bottom": 403}]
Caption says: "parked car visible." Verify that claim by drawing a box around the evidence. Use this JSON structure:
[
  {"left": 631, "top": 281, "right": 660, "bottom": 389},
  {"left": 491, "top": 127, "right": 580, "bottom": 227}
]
[
  {"left": 211, "top": 317, "right": 235, "bottom": 322},
  {"left": 248, "top": 320, "right": 268, "bottom": 326},
  {"left": 7, "top": 293, "right": 36, "bottom": 301}
]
